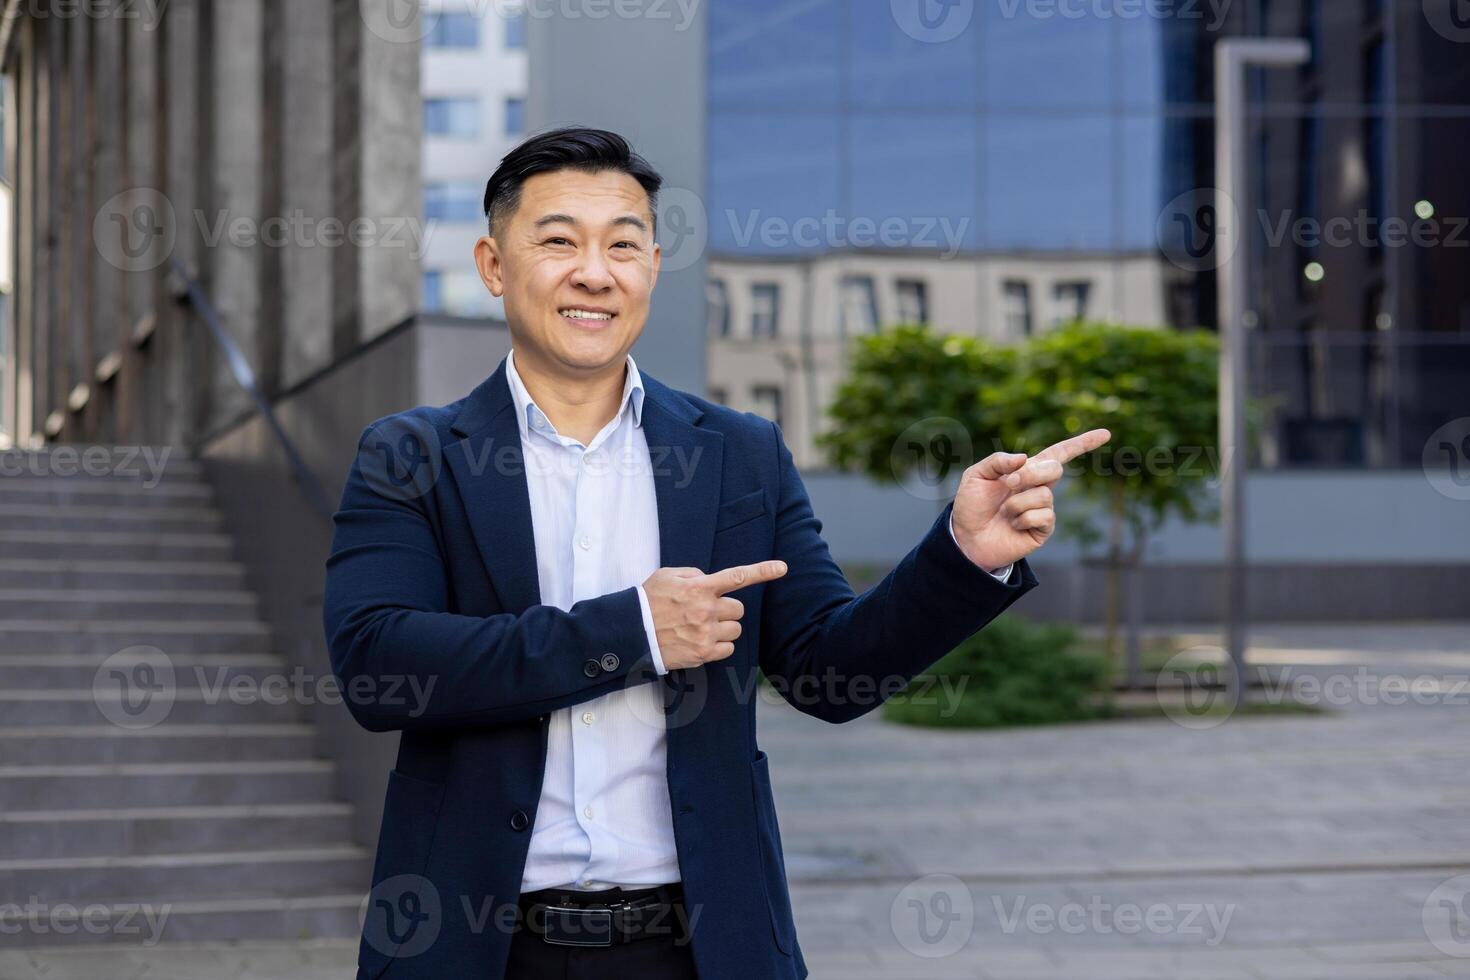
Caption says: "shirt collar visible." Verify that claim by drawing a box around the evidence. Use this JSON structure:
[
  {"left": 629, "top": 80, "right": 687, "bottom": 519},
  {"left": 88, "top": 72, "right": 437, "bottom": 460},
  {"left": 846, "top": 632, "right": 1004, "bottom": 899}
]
[{"left": 504, "top": 348, "right": 646, "bottom": 444}]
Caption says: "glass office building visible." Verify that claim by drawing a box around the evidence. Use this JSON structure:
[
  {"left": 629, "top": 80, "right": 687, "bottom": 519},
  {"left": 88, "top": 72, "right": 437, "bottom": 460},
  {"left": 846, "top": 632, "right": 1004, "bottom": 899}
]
[{"left": 705, "top": 0, "right": 1470, "bottom": 470}]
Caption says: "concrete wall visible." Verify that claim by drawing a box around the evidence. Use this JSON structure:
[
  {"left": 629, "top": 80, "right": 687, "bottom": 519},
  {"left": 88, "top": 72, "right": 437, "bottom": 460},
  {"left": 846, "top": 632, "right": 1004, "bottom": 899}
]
[
  {"left": 526, "top": 0, "right": 707, "bottom": 392},
  {"left": 805, "top": 469, "right": 1470, "bottom": 622}
]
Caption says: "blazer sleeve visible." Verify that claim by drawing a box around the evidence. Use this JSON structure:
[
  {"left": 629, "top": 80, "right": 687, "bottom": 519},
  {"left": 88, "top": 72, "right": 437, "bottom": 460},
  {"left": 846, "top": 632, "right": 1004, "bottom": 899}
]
[
  {"left": 321, "top": 424, "right": 656, "bottom": 734},
  {"left": 757, "top": 421, "right": 1039, "bottom": 723}
]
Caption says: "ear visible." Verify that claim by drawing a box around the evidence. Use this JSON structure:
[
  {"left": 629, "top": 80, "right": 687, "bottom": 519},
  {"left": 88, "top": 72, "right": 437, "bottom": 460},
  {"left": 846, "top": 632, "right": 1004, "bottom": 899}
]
[{"left": 474, "top": 235, "right": 503, "bottom": 297}]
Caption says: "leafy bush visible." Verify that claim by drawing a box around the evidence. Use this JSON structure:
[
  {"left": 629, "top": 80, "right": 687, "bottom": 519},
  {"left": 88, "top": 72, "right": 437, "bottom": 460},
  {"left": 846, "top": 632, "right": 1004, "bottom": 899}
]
[{"left": 882, "top": 615, "right": 1107, "bottom": 729}]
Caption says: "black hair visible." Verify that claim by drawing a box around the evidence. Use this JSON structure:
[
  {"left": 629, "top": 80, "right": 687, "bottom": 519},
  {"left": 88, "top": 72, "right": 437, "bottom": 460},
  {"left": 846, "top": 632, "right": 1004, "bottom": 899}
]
[{"left": 482, "top": 126, "right": 663, "bottom": 240}]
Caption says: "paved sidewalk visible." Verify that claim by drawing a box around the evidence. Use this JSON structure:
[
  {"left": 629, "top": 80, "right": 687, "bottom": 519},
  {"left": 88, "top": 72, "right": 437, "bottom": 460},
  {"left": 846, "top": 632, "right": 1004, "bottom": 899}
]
[{"left": 6, "top": 622, "right": 1469, "bottom": 979}]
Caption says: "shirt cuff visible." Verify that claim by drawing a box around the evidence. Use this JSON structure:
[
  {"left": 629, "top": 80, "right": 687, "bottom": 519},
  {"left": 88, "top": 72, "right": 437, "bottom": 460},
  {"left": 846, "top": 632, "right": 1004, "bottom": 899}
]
[
  {"left": 635, "top": 584, "right": 669, "bottom": 676},
  {"left": 949, "top": 513, "right": 1014, "bottom": 583}
]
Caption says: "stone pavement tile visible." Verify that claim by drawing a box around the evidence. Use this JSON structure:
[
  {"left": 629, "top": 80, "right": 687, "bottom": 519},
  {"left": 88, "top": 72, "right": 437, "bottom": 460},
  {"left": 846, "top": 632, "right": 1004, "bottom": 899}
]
[
  {"left": 1309, "top": 941, "right": 1454, "bottom": 964},
  {"left": 0, "top": 940, "right": 359, "bottom": 980}
]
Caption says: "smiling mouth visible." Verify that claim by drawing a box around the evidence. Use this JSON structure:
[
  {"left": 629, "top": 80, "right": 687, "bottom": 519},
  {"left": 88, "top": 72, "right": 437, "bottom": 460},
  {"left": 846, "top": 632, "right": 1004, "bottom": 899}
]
[{"left": 559, "top": 308, "right": 617, "bottom": 327}]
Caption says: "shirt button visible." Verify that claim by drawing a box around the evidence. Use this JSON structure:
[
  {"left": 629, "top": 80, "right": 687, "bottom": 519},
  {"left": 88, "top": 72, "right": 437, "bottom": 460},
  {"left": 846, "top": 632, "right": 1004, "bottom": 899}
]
[
  {"left": 581, "top": 711, "right": 595, "bottom": 725},
  {"left": 583, "top": 806, "right": 595, "bottom": 820},
  {"left": 578, "top": 535, "right": 592, "bottom": 550}
]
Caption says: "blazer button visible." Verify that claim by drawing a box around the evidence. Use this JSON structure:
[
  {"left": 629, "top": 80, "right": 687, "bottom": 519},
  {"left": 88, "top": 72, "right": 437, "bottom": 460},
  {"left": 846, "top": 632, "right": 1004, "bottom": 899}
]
[
  {"left": 600, "top": 653, "right": 620, "bottom": 672},
  {"left": 583, "top": 659, "right": 601, "bottom": 678},
  {"left": 509, "top": 809, "right": 530, "bottom": 831}
]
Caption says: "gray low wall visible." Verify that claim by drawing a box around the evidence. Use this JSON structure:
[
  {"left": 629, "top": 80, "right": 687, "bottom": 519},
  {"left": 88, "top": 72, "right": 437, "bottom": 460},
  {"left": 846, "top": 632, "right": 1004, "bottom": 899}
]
[{"left": 200, "top": 316, "right": 512, "bottom": 846}]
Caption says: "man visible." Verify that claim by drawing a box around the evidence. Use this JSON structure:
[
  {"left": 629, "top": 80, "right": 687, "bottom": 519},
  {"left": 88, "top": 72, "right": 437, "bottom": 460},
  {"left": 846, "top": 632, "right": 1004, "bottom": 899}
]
[{"left": 323, "top": 127, "right": 1108, "bottom": 980}]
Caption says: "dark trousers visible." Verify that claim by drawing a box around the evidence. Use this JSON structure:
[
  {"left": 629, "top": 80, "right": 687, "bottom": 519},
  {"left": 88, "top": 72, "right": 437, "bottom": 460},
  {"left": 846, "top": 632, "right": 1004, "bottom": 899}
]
[{"left": 505, "top": 887, "right": 700, "bottom": 980}]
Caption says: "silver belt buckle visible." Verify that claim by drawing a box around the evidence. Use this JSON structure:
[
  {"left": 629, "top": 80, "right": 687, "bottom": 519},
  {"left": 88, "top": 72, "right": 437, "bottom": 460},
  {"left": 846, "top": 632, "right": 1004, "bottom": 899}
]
[{"left": 540, "top": 904, "right": 615, "bottom": 947}]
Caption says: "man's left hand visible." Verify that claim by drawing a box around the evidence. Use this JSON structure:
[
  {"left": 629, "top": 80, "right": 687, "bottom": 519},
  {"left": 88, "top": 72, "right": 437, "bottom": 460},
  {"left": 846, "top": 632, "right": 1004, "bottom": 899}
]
[{"left": 951, "top": 429, "right": 1112, "bottom": 572}]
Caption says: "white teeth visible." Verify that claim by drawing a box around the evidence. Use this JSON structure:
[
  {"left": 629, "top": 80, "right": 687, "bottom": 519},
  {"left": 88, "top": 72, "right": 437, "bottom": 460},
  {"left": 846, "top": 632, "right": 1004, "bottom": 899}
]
[{"left": 561, "top": 309, "right": 613, "bottom": 320}]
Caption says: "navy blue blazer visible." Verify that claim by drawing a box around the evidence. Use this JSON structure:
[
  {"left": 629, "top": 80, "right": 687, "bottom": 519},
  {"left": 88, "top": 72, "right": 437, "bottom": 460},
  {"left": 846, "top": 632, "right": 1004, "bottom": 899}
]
[{"left": 322, "top": 356, "right": 1038, "bottom": 980}]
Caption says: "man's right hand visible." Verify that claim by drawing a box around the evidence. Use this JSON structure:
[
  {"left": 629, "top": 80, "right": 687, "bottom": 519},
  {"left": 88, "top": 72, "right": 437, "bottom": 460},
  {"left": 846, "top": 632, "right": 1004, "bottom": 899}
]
[{"left": 642, "top": 561, "right": 789, "bottom": 671}]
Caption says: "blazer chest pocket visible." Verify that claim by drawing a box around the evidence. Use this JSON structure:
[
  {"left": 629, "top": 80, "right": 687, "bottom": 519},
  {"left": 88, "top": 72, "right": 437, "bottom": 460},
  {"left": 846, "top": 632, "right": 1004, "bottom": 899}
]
[{"left": 714, "top": 489, "right": 767, "bottom": 533}]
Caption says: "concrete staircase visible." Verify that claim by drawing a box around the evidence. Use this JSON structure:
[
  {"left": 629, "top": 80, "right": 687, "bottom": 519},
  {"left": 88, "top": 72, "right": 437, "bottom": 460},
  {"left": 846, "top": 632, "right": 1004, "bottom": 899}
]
[{"left": 0, "top": 447, "right": 369, "bottom": 946}]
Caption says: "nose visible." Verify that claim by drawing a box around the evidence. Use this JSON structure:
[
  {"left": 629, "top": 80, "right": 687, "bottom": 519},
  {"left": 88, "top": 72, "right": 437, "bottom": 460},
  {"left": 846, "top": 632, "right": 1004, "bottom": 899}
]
[{"left": 569, "top": 251, "right": 615, "bottom": 292}]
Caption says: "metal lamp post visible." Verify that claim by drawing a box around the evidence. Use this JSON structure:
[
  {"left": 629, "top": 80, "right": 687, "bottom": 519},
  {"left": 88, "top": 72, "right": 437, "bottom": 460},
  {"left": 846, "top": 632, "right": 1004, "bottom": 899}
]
[{"left": 1214, "top": 39, "right": 1311, "bottom": 706}]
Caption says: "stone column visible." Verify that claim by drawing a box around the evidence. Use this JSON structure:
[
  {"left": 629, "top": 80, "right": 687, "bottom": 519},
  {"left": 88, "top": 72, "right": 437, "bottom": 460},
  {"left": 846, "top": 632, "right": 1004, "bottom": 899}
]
[
  {"left": 275, "top": 0, "right": 333, "bottom": 389},
  {"left": 207, "top": 0, "right": 265, "bottom": 428},
  {"left": 161, "top": 0, "right": 201, "bottom": 446}
]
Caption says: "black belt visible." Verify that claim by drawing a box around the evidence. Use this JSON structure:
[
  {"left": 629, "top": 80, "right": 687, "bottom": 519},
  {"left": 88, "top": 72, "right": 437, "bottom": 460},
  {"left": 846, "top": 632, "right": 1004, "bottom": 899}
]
[{"left": 517, "top": 882, "right": 687, "bottom": 947}]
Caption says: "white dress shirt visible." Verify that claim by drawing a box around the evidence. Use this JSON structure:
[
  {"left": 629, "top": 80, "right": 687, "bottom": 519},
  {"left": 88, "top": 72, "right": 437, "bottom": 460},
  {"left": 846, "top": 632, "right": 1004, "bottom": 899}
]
[
  {"left": 507, "top": 349, "right": 680, "bottom": 892},
  {"left": 506, "top": 349, "right": 1013, "bottom": 892}
]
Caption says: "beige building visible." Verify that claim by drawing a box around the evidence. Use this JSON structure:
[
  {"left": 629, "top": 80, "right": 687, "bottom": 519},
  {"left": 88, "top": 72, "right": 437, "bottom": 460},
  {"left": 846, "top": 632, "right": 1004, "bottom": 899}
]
[{"left": 706, "top": 250, "right": 1176, "bottom": 466}]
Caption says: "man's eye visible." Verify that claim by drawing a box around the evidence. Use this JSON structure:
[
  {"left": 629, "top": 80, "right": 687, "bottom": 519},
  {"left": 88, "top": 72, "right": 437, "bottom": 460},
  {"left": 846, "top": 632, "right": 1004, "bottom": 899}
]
[
  {"left": 613, "top": 241, "right": 638, "bottom": 249},
  {"left": 546, "top": 237, "right": 572, "bottom": 246}
]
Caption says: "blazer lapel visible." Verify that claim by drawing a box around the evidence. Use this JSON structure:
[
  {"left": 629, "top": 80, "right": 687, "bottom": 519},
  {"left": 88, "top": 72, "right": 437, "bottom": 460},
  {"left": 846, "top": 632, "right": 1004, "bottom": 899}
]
[
  {"left": 446, "top": 358, "right": 541, "bottom": 614},
  {"left": 639, "top": 376, "right": 724, "bottom": 576}
]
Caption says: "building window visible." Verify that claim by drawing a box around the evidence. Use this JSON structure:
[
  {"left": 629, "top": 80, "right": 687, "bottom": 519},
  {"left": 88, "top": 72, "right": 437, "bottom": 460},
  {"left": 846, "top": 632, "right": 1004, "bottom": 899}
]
[
  {"left": 1052, "top": 281, "right": 1091, "bottom": 325},
  {"left": 839, "top": 275, "right": 878, "bottom": 336},
  {"left": 424, "top": 269, "right": 493, "bottom": 317},
  {"left": 895, "top": 278, "right": 929, "bottom": 325},
  {"left": 1002, "top": 280, "right": 1033, "bottom": 336},
  {"left": 751, "top": 385, "right": 783, "bottom": 428},
  {"left": 707, "top": 279, "right": 731, "bottom": 338},
  {"left": 424, "top": 181, "right": 484, "bottom": 223},
  {"left": 708, "top": 387, "right": 727, "bottom": 405},
  {"left": 426, "top": 12, "right": 479, "bottom": 48},
  {"left": 424, "top": 97, "right": 480, "bottom": 137},
  {"left": 751, "top": 283, "right": 780, "bottom": 338},
  {"left": 1362, "top": 39, "right": 1387, "bottom": 250},
  {"left": 505, "top": 97, "right": 526, "bottom": 136},
  {"left": 505, "top": 8, "right": 526, "bottom": 49}
]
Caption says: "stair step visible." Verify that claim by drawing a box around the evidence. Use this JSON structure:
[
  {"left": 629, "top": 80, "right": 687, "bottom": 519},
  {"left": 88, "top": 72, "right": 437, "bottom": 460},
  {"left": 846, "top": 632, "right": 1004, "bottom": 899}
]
[
  {"left": 0, "top": 446, "right": 202, "bottom": 482},
  {"left": 0, "top": 893, "right": 363, "bottom": 947},
  {"left": 0, "top": 620, "right": 272, "bottom": 654},
  {"left": 0, "top": 529, "right": 234, "bottom": 561},
  {"left": 0, "top": 653, "right": 287, "bottom": 690},
  {"left": 0, "top": 503, "right": 222, "bottom": 532},
  {"left": 0, "top": 802, "right": 354, "bottom": 859},
  {"left": 0, "top": 689, "right": 306, "bottom": 726},
  {"left": 0, "top": 845, "right": 371, "bottom": 906},
  {"left": 0, "top": 722, "right": 317, "bottom": 764},
  {"left": 0, "top": 559, "right": 246, "bottom": 591},
  {"left": 0, "top": 588, "right": 260, "bottom": 621},
  {"left": 0, "top": 479, "right": 213, "bottom": 508},
  {"left": 0, "top": 761, "right": 339, "bottom": 810}
]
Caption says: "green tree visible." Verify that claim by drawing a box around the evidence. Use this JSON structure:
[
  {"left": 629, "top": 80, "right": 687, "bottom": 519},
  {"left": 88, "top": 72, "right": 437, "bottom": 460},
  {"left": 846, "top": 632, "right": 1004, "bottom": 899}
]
[{"left": 821, "top": 321, "right": 1222, "bottom": 674}]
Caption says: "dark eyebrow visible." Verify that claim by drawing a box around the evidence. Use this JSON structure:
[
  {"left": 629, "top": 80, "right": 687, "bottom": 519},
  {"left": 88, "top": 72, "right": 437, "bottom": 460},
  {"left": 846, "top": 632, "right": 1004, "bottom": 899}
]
[{"left": 533, "top": 213, "right": 649, "bottom": 233}]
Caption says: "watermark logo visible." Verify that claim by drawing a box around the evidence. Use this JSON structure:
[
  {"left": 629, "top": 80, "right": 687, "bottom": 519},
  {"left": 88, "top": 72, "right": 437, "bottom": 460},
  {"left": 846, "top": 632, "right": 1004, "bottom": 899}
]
[
  {"left": 1157, "top": 187, "right": 1239, "bottom": 272},
  {"left": 891, "top": 417, "right": 973, "bottom": 501},
  {"left": 93, "top": 646, "right": 176, "bottom": 729},
  {"left": 891, "top": 873, "right": 974, "bottom": 958},
  {"left": 1156, "top": 646, "right": 1237, "bottom": 730},
  {"left": 361, "top": 874, "right": 443, "bottom": 958},
  {"left": 1425, "top": 874, "right": 1470, "bottom": 957},
  {"left": 992, "top": 894, "right": 1234, "bottom": 946},
  {"left": 656, "top": 187, "right": 709, "bottom": 274},
  {"left": 1423, "top": 417, "right": 1470, "bottom": 501},
  {"left": 361, "top": 0, "right": 441, "bottom": 44},
  {"left": 626, "top": 663, "right": 711, "bottom": 731},
  {"left": 359, "top": 414, "right": 444, "bottom": 503},
  {"left": 1424, "top": 0, "right": 1470, "bottom": 43},
  {"left": 94, "top": 188, "right": 177, "bottom": 273},
  {"left": 891, "top": 0, "right": 974, "bottom": 42}
]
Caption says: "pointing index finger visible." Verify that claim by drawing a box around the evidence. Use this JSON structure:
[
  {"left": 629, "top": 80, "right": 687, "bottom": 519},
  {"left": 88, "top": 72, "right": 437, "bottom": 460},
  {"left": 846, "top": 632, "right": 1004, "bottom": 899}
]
[
  {"left": 1034, "top": 428, "right": 1112, "bottom": 466},
  {"left": 704, "top": 560, "right": 788, "bottom": 595}
]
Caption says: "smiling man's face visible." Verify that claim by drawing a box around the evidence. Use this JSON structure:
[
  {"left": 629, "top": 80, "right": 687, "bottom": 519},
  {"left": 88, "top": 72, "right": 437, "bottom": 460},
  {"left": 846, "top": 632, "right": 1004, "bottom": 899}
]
[{"left": 475, "top": 168, "right": 661, "bottom": 380}]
